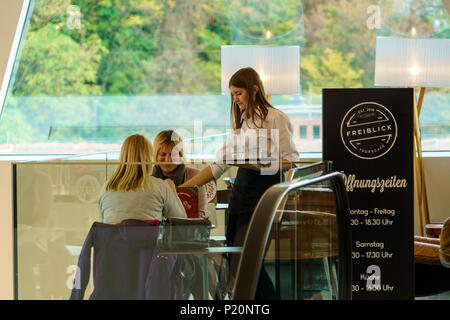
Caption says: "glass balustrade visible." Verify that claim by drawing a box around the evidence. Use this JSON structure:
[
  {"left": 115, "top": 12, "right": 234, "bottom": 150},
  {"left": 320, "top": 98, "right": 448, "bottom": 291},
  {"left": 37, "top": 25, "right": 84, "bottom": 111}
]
[
  {"left": 13, "top": 157, "right": 350, "bottom": 300},
  {"left": 233, "top": 170, "right": 352, "bottom": 300}
]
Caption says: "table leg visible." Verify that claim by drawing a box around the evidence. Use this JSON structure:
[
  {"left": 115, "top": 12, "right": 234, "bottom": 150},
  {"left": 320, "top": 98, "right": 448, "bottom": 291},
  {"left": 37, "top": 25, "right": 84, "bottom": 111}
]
[{"left": 202, "top": 254, "right": 209, "bottom": 299}]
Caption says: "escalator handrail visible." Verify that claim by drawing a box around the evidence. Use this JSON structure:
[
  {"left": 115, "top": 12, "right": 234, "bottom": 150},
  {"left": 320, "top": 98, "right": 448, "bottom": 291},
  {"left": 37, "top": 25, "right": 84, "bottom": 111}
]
[{"left": 232, "top": 171, "right": 352, "bottom": 300}]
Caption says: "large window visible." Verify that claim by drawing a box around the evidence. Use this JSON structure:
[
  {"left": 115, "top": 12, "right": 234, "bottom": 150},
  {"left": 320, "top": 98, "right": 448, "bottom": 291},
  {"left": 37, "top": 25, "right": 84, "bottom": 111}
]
[
  {"left": 0, "top": 0, "right": 449, "bottom": 156},
  {"left": 299, "top": 125, "right": 307, "bottom": 139},
  {"left": 313, "top": 125, "right": 320, "bottom": 140}
]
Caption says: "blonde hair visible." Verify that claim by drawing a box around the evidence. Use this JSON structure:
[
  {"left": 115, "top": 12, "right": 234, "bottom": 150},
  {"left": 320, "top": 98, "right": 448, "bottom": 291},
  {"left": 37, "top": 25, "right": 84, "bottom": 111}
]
[
  {"left": 106, "top": 134, "right": 153, "bottom": 192},
  {"left": 229, "top": 67, "right": 273, "bottom": 129},
  {"left": 153, "top": 130, "right": 184, "bottom": 161}
]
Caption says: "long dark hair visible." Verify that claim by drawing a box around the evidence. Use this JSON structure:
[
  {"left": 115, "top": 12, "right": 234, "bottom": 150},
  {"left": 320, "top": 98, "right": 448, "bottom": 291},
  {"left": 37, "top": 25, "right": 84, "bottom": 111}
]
[{"left": 229, "top": 67, "right": 273, "bottom": 129}]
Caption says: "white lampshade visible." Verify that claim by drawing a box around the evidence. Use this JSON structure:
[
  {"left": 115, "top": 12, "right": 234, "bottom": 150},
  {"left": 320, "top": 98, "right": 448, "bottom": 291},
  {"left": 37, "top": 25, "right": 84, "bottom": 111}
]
[
  {"left": 221, "top": 45, "right": 300, "bottom": 95},
  {"left": 374, "top": 36, "right": 450, "bottom": 88}
]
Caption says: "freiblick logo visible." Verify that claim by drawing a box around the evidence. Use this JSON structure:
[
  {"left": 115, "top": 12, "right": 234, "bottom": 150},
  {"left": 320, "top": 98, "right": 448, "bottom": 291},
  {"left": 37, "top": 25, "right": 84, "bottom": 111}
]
[{"left": 340, "top": 102, "right": 397, "bottom": 160}]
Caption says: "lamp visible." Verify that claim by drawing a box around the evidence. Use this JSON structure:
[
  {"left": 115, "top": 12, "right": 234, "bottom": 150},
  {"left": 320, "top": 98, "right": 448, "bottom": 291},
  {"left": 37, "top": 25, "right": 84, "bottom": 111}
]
[
  {"left": 221, "top": 45, "right": 300, "bottom": 99},
  {"left": 375, "top": 36, "right": 450, "bottom": 236}
]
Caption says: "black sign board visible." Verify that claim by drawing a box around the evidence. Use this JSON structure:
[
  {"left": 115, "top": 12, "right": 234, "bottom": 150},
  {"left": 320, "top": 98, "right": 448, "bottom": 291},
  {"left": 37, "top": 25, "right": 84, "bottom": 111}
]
[{"left": 322, "top": 88, "right": 414, "bottom": 299}]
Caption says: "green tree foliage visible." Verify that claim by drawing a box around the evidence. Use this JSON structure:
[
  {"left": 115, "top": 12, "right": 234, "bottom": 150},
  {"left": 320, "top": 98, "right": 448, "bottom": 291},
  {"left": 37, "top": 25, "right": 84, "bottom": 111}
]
[
  {"left": 142, "top": 0, "right": 229, "bottom": 93},
  {"left": 0, "top": 107, "right": 34, "bottom": 143},
  {"left": 76, "top": 0, "right": 230, "bottom": 94},
  {"left": 1, "top": 0, "right": 449, "bottom": 146},
  {"left": 301, "top": 48, "right": 363, "bottom": 93},
  {"left": 8, "top": 0, "right": 450, "bottom": 97},
  {"left": 229, "top": 0, "right": 305, "bottom": 46},
  {"left": 302, "top": 0, "right": 387, "bottom": 88},
  {"left": 12, "top": 23, "right": 104, "bottom": 96},
  {"left": 380, "top": 0, "right": 450, "bottom": 37}
]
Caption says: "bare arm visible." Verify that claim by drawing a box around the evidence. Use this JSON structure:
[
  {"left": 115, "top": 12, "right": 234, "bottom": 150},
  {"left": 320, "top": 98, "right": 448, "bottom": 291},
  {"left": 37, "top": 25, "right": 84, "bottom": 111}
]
[
  {"left": 280, "top": 159, "right": 295, "bottom": 172},
  {"left": 179, "top": 166, "right": 215, "bottom": 188}
]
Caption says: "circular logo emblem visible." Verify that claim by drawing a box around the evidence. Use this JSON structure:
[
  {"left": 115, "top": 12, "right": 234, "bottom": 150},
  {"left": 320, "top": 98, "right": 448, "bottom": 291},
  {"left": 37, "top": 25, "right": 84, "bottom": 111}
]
[
  {"left": 340, "top": 102, "right": 397, "bottom": 159},
  {"left": 75, "top": 174, "right": 101, "bottom": 203}
]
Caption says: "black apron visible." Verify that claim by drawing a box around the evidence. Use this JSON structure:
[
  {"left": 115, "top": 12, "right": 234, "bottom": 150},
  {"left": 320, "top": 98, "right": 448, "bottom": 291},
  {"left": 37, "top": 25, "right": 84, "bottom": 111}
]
[
  {"left": 225, "top": 167, "right": 284, "bottom": 247},
  {"left": 225, "top": 167, "right": 284, "bottom": 299}
]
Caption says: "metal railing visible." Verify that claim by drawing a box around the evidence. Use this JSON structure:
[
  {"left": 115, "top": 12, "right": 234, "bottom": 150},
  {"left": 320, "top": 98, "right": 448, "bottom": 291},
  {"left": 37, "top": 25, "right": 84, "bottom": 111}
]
[{"left": 232, "top": 171, "right": 352, "bottom": 300}]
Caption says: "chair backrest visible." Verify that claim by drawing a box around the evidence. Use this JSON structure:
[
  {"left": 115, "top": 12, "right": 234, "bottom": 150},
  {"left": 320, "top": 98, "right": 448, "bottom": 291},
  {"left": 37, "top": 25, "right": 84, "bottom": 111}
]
[
  {"left": 232, "top": 171, "right": 352, "bottom": 300},
  {"left": 70, "top": 219, "right": 183, "bottom": 300}
]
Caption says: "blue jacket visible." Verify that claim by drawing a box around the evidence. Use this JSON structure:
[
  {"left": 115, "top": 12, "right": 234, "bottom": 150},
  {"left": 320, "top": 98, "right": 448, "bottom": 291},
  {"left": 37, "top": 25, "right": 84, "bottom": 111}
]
[{"left": 69, "top": 219, "right": 183, "bottom": 300}]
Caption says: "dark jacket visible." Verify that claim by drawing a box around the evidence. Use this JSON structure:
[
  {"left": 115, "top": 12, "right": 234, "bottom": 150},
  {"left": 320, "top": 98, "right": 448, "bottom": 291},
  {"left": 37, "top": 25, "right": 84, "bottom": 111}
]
[{"left": 69, "top": 219, "right": 183, "bottom": 300}]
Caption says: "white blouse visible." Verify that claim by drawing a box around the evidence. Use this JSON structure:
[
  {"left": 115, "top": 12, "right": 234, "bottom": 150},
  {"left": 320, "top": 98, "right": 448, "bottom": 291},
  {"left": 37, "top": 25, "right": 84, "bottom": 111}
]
[{"left": 210, "top": 107, "right": 299, "bottom": 179}]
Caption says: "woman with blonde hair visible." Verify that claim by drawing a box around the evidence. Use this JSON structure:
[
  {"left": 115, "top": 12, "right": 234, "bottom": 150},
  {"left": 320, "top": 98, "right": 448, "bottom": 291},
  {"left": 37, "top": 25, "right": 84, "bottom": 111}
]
[
  {"left": 151, "top": 129, "right": 207, "bottom": 218},
  {"left": 98, "top": 134, "right": 186, "bottom": 224}
]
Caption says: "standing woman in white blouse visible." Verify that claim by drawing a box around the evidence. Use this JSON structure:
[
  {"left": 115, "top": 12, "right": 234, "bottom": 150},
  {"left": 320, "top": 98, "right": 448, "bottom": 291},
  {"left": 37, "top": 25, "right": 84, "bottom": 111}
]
[{"left": 180, "top": 67, "right": 299, "bottom": 299}]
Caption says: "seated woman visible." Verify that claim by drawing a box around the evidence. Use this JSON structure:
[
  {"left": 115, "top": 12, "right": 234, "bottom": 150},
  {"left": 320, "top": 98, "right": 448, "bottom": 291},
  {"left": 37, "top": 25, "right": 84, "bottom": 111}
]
[
  {"left": 98, "top": 134, "right": 186, "bottom": 224},
  {"left": 151, "top": 130, "right": 208, "bottom": 218}
]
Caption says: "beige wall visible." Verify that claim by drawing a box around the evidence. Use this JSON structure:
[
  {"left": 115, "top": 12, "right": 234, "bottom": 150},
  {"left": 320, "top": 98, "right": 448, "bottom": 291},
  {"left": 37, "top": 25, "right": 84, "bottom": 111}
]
[
  {"left": 0, "top": 0, "right": 25, "bottom": 101},
  {"left": 0, "top": 0, "right": 25, "bottom": 299},
  {"left": 0, "top": 162, "right": 13, "bottom": 299}
]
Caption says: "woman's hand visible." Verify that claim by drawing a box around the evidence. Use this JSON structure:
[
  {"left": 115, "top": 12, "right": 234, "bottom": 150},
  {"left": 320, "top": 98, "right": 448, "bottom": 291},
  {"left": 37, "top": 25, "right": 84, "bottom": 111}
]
[
  {"left": 165, "top": 178, "right": 177, "bottom": 194},
  {"left": 179, "top": 180, "right": 194, "bottom": 188}
]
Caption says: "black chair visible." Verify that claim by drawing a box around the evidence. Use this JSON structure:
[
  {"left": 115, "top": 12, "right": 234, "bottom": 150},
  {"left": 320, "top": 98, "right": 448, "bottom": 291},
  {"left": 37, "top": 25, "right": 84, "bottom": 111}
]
[{"left": 69, "top": 219, "right": 184, "bottom": 300}]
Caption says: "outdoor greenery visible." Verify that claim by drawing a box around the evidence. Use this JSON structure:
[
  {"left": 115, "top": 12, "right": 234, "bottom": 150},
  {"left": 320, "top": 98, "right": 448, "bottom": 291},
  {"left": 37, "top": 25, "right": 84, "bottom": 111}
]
[{"left": 1, "top": 0, "right": 449, "bottom": 149}]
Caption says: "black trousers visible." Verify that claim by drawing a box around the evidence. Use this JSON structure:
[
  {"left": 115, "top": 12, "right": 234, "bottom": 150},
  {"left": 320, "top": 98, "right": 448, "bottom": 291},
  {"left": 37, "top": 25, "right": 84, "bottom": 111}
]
[{"left": 225, "top": 168, "right": 284, "bottom": 299}]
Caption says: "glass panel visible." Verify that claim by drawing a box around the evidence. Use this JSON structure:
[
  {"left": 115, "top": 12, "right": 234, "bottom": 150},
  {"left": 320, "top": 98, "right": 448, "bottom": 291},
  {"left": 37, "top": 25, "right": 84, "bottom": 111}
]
[
  {"left": 15, "top": 160, "right": 108, "bottom": 299},
  {"left": 259, "top": 180, "right": 339, "bottom": 300},
  {"left": 2, "top": 0, "right": 450, "bottom": 154},
  {"left": 0, "top": 0, "right": 305, "bottom": 155},
  {"left": 15, "top": 158, "right": 294, "bottom": 299}
]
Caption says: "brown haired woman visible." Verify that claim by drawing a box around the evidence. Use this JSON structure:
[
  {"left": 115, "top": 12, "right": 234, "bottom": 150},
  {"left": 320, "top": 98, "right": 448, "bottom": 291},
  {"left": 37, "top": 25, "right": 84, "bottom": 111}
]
[
  {"left": 180, "top": 67, "right": 299, "bottom": 299},
  {"left": 98, "top": 134, "right": 186, "bottom": 224},
  {"left": 151, "top": 129, "right": 207, "bottom": 218}
]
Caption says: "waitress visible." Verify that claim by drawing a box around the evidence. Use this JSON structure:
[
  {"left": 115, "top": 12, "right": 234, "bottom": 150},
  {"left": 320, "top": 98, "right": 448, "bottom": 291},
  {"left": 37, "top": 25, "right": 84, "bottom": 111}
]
[{"left": 179, "top": 67, "right": 299, "bottom": 298}]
